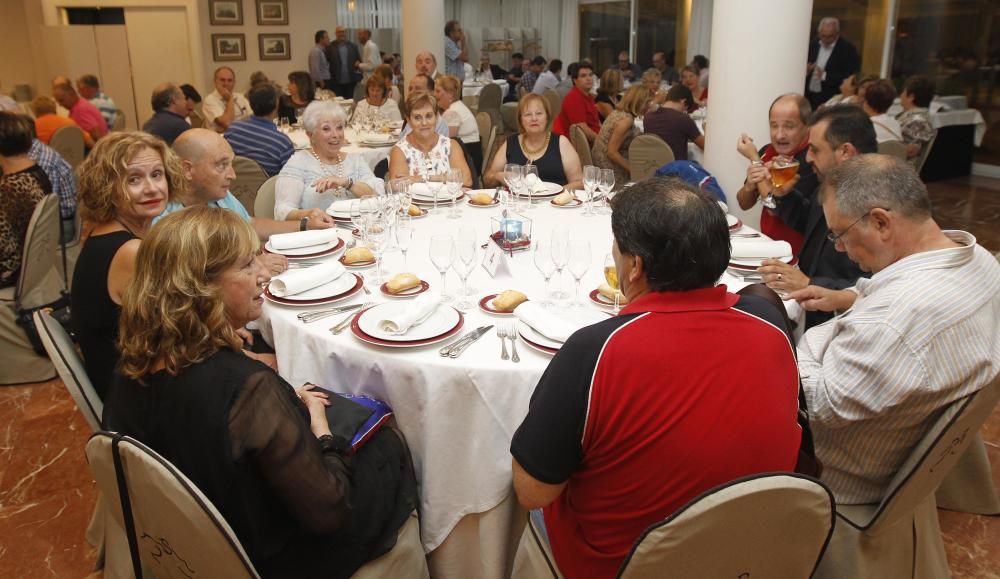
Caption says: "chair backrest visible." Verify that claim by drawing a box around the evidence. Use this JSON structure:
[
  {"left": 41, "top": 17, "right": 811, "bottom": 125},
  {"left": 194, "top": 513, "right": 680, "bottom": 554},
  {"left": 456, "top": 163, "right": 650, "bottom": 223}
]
[
  {"left": 86, "top": 432, "right": 260, "bottom": 578},
  {"left": 453, "top": 137, "right": 481, "bottom": 188},
  {"left": 111, "top": 109, "right": 126, "bottom": 131},
  {"left": 915, "top": 129, "right": 938, "bottom": 175},
  {"left": 543, "top": 89, "right": 561, "bottom": 118},
  {"left": 34, "top": 310, "right": 103, "bottom": 431},
  {"left": 189, "top": 107, "right": 205, "bottom": 129},
  {"left": 877, "top": 139, "right": 907, "bottom": 160},
  {"left": 353, "top": 82, "right": 367, "bottom": 102},
  {"left": 569, "top": 123, "right": 594, "bottom": 166},
  {"left": 17, "top": 193, "right": 63, "bottom": 309},
  {"left": 856, "top": 373, "right": 1000, "bottom": 532},
  {"left": 475, "top": 112, "right": 494, "bottom": 168},
  {"left": 49, "top": 125, "right": 86, "bottom": 168},
  {"left": 231, "top": 156, "right": 269, "bottom": 217},
  {"left": 478, "top": 83, "right": 503, "bottom": 127},
  {"left": 482, "top": 125, "right": 498, "bottom": 176},
  {"left": 617, "top": 473, "right": 835, "bottom": 579},
  {"left": 628, "top": 134, "right": 675, "bottom": 182},
  {"left": 253, "top": 176, "right": 279, "bottom": 219}
]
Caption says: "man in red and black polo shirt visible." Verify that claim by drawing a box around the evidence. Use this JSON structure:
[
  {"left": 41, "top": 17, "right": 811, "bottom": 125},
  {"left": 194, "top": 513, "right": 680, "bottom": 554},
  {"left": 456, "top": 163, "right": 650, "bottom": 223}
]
[
  {"left": 510, "top": 178, "right": 802, "bottom": 579},
  {"left": 552, "top": 62, "right": 601, "bottom": 143}
]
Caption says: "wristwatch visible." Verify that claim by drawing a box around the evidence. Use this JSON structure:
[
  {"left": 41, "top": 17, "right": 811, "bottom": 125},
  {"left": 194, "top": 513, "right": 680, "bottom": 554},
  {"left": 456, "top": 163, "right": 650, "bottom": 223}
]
[{"left": 299, "top": 217, "right": 308, "bottom": 231}]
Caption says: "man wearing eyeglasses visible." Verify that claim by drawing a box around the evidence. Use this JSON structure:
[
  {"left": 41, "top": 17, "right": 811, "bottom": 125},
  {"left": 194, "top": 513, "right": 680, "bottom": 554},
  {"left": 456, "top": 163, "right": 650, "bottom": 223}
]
[
  {"left": 789, "top": 153, "right": 1000, "bottom": 505},
  {"left": 757, "top": 105, "right": 872, "bottom": 328}
]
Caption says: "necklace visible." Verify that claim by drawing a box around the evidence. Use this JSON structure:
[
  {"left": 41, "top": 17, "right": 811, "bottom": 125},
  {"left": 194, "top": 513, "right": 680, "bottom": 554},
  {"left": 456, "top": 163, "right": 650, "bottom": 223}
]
[
  {"left": 520, "top": 132, "right": 550, "bottom": 160},
  {"left": 310, "top": 149, "right": 345, "bottom": 178}
]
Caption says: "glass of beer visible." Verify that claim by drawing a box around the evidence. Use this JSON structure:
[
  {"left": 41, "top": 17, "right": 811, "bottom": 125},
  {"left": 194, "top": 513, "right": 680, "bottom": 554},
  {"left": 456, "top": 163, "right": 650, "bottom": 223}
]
[
  {"left": 762, "top": 155, "right": 799, "bottom": 209},
  {"left": 604, "top": 254, "right": 622, "bottom": 314}
]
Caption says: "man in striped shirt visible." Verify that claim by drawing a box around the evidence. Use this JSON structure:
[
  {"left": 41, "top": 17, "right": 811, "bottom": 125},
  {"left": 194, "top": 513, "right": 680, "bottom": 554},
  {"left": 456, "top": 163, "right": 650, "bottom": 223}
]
[
  {"left": 790, "top": 154, "right": 1000, "bottom": 504},
  {"left": 223, "top": 83, "right": 294, "bottom": 176}
]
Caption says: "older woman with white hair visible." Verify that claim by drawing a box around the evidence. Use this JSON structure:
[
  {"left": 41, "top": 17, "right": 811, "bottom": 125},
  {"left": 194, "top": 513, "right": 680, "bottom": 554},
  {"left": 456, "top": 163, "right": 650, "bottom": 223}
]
[{"left": 274, "top": 100, "right": 381, "bottom": 221}]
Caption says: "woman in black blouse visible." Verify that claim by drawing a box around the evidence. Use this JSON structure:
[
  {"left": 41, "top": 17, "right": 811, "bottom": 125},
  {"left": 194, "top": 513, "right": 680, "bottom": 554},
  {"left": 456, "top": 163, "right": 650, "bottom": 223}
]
[
  {"left": 483, "top": 93, "right": 583, "bottom": 190},
  {"left": 278, "top": 71, "right": 315, "bottom": 125},
  {"left": 103, "top": 207, "right": 417, "bottom": 578}
]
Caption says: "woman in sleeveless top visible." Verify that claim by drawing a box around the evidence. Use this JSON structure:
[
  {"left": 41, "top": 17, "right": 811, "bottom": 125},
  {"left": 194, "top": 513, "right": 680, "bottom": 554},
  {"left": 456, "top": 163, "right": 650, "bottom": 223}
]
[
  {"left": 483, "top": 93, "right": 583, "bottom": 190},
  {"left": 388, "top": 92, "right": 472, "bottom": 186},
  {"left": 592, "top": 85, "right": 651, "bottom": 188},
  {"left": 71, "top": 132, "right": 186, "bottom": 398}
]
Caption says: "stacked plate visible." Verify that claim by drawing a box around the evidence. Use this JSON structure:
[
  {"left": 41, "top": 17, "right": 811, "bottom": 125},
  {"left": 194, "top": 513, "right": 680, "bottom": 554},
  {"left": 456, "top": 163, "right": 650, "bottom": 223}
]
[
  {"left": 351, "top": 303, "right": 465, "bottom": 347},
  {"left": 264, "top": 272, "right": 364, "bottom": 306},
  {"left": 521, "top": 182, "right": 563, "bottom": 199},
  {"left": 325, "top": 200, "right": 356, "bottom": 228},
  {"left": 264, "top": 237, "right": 344, "bottom": 260},
  {"left": 515, "top": 306, "right": 606, "bottom": 356},
  {"left": 726, "top": 213, "right": 743, "bottom": 231},
  {"left": 410, "top": 182, "right": 465, "bottom": 206}
]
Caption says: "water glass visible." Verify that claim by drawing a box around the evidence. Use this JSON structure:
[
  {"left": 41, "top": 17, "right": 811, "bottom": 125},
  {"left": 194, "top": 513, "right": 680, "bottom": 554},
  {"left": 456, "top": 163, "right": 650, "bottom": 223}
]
[
  {"left": 452, "top": 234, "right": 477, "bottom": 311},
  {"left": 550, "top": 228, "right": 569, "bottom": 300},
  {"left": 598, "top": 169, "right": 615, "bottom": 214},
  {"left": 582, "top": 165, "right": 600, "bottom": 215},
  {"left": 428, "top": 235, "right": 455, "bottom": 303},
  {"left": 567, "top": 240, "right": 591, "bottom": 308},
  {"left": 395, "top": 214, "right": 413, "bottom": 264},
  {"left": 446, "top": 168, "right": 464, "bottom": 219},
  {"left": 533, "top": 241, "right": 557, "bottom": 308},
  {"left": 367, "top": 212, "right": 390, "bottom": 286}
]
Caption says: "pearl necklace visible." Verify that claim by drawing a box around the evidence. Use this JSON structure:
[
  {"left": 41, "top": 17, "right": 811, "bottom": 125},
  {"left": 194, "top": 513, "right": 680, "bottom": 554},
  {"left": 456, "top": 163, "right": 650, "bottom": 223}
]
[{"left": 310, "top": 149, "right": 348, "bottom": 195}]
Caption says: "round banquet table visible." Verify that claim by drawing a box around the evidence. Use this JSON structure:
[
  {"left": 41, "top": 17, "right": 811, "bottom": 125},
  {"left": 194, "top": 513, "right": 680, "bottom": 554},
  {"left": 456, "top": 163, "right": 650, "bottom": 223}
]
[
  {"left": 257, "top": 198, "right": 803, "bottom": 578},
  {"left": 285, "top": 127, "right": 393, "bottom": 171}
]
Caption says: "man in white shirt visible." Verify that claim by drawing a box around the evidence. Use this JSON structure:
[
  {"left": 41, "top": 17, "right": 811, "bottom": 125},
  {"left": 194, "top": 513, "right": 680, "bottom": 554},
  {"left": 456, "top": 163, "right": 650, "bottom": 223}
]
[
  {"left": 789, "top": 154, "right": 1000, "bottom": 504},
  {"left": 309, "top": 29, "right": 331, "bottom": 88},
  {"left": 201, "top": 66, "right": 251, "bottom": 132},
  {"left": 357, "top": 29, "right": 381, "bottom": 79},
  {"left": 532, "top": 59, "right": 563, "bottom": 95},
  {"left": 806, "top": 17, "right": 859, "bottom": 109}
]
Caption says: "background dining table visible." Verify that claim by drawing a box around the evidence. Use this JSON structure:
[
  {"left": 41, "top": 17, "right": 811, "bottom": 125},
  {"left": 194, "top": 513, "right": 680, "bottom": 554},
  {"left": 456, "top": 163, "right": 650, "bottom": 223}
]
[
  {"left": 285, "top": 126, "right": 395, "bottom": 171},
  {"left": 257, "top": 195, "right": 803, "bottom": 578}
]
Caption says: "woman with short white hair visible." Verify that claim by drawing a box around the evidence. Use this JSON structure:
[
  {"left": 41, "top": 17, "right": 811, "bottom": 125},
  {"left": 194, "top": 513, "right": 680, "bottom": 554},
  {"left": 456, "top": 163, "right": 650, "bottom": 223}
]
[{"left": 274, "top": 100, "right": 381, "bottom": 221}]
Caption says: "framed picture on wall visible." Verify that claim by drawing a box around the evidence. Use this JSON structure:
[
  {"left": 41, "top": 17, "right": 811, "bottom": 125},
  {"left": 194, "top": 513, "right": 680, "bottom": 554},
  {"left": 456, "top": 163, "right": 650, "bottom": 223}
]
[
  {"left": 256, "top": 0, "right": 288, "bottom": 25},
  {"left": 209, "top": 0, "right": 243, "bottom": 25},
  {"left": 259, "top": 33, "right": 291, "bottom": 61},
  {"left": 212, "top": 33, "right": 246, "bottom": 61}
]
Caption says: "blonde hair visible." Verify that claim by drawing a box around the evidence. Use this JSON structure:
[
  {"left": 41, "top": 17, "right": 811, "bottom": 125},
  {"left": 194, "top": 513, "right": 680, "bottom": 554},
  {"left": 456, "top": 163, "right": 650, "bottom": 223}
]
[
  {"left": 117, "top": 206, "right": 260, "bottom": 380},
  {"left": 598, "top": 69, "right": 623, "bottom": 98},
  {"left": 516, "top": 93, "right": 551, "bottom": 134},
  {"left": 77, "top": 131, "right": 187, "bottom": 224},
  {"left": 404, "top": 91, "right": 438, "bottom": 118},
  {"left": 618, "top": 85, "right": 652, "bottom": 117},
  {"left": 31, "top": 96, "right": 57, "bottom": 116},
  {"left": 436, "top": 74, "right": 461, "bottom": 99}
]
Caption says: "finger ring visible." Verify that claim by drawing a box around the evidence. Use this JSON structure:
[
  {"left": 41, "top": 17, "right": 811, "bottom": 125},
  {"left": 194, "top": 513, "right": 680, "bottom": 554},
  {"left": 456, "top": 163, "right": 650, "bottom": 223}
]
[{"left": 777, "top": 273, "right": 783, "bottom": 281}]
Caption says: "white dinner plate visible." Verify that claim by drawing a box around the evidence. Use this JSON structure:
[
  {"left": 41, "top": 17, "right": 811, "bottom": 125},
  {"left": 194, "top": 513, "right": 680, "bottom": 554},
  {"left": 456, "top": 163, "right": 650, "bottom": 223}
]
[
  {"left": 409, "top": 182, "right": 452, "bottom": 200},
  {"left": 264, "top": 238, "right": 340, "bottom": 256},
  {"left": 266, "top": 272, "right": 357, "bottom": 302},
  {"left": 728, "top": 255, "right": 795, "bottom": 268},
  {"left": 357, "top": 302, "right": 461, "bottom": 342},
  {"left": 525, "top": 182, "right": 563, "bottom": 197},
  {"left": 516, "top": 308, "right": 606, "bottom": 350}
]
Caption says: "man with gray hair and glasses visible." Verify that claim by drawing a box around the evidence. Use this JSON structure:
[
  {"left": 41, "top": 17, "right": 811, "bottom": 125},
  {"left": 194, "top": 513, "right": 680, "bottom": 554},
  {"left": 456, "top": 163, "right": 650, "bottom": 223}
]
[
  {"left": 790, "top": 153, "right": 1000, "bottom": 504},
  {"left": 806, "top": 17, "right": 859, "bottom": 109}
]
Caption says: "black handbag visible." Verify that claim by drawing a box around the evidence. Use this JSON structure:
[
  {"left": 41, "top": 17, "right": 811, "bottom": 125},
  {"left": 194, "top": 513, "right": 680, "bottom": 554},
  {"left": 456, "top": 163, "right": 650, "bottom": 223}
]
[{"left": 16, "top": 294, "right": 73, "bottom": 356}]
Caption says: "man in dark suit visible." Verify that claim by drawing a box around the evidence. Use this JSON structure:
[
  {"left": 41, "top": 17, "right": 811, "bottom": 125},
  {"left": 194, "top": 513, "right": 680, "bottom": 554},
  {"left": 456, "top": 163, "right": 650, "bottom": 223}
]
[
  {"left": 805, "top": 17, "right": 859, "bottom": 109},
  {"left": 324, "top": 26, "right": 362, "bottom": 98},
  {"left": 757, "top": 106, "right": 873, "bottom": 329}
]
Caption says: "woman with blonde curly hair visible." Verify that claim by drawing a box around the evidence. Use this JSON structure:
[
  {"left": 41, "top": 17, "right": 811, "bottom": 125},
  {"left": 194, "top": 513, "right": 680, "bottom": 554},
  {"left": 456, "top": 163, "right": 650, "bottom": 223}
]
[
  {"left": 71, "top": 131, "right": 186, "bottom": 397},
  {"left": 105, "top": 206, "right": 418, "bottom": 578}
]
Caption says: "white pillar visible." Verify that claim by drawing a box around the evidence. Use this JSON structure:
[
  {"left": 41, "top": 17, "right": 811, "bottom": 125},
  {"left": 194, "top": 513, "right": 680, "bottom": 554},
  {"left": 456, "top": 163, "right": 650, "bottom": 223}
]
[
  {"left": 702, "top": 0, "right": 813, "bottom": 228},
  {"left": 402, "top": 0, "right": 446, "bottom": 89}
]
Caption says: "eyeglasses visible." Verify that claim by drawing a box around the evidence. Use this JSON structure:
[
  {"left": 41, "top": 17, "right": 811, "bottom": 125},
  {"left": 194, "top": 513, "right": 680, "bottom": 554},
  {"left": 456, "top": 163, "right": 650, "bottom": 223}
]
[{"left": 826, "top": 208, "right": 885, "bottom": 244}]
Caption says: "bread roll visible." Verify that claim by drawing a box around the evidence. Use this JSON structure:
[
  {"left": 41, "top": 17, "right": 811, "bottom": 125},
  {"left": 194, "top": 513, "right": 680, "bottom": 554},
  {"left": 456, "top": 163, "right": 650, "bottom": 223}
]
[
  {"left": 597, "top": 283, "right": 627, "bottom": 303},
  {"left": 386, "top": 272, "right": 421, "bottom": 294},
  {"left": 470, "top": 192, "right": 494, "bottom": 205},
  {"left": 552, "top": 191, "right": 576, "bottom": 206},
  {"left": 491, "top": 289, "right": 528, "bottom": 312},
  {"left": 407, "top": 204, "right": 423, "bottom": 216},
  {"left": 343, "top": 246, "right": 374, "bottom": 264}
]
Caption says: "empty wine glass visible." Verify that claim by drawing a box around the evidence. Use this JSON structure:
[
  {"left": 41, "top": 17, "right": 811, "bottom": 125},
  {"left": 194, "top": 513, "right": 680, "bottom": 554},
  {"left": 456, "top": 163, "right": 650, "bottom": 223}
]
[
  {"left": 452, "top": 233, "right": 477, "bottom": 311},
  {"left": 550, "top": 227, "right": 569, "bottom": 300},
  {"left": 425, "top": 177, "right": 445, "bottom": 214},
  {"left": 456, "top": 226, "right": 479, "bottom": 296},
  {"left": 446, "top": 168, "right": 463, "bottom": 219},
  {"left": 567, "top": 240, "right": 591, "bottom": 308},
  {"left": 582, "top": 165, "right": 600, "bottom": 215},
  {"left": 367, "top": 211, "right": 390, "bottom": 286},
  {"left": 395, "top": 214, "right": 413, "bottom": 265},
  {"left": 519, "top": 165, "right": 539, "bottom": 212},
  {"left": 598, "top": 168, "right": 615, "bottom": 214},
  {"left": 428, "top": 235, "right": 455, "bottom": 303},
  {"left": 533, "top": 240, "right": 556, "bottom": 308}
]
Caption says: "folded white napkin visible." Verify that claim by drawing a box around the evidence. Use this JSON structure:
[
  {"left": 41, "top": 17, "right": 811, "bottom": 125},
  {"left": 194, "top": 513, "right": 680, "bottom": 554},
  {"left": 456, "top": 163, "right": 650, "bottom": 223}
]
[
  {"left": 361, "top": 132, "right": 394, "bottom": 143},
  {"left": 327, "top": 199, "right": 354, "bottom": 215},
  {"left": 269, "top": 261, "right": 346, "bottom": 297},
  {"left": 269, "top": 229, "right": 341, "bottom": 250},
  {"left": 377, "top": 292, "right": 442, "bottom": 334},
  {"left": 731, "top": 240, "right": 793, "bottom": 260},
  {"left": 522, "top": 173, "right": 549, "bottom": 193},
  {"left": 513, "top": 302, "right": 579, "bottom": 343}
]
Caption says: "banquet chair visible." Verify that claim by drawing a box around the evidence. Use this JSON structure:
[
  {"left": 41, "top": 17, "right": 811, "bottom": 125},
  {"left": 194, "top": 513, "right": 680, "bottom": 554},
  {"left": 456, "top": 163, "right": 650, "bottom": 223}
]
[
  {"left": 813, "top": 373, "right": 1000, "bottom": 579},
  {"left": 877, "top": 139, "right": 907, "bottom": 161},
  {"left": 628, "top": 134, "right": 674, "bottom": 182},
  {"left": 501, "top": 102, "right": 519, "bottom": 135},
  {"left": 915, "top": 129, "right": 938, "bottom": 175},
  {"left": 111, "top": 109, "right": 126, "bottom": 132},
  {"left": 478, "top": 83, "right": 503, "bottom": 129},
  {"left": 86, "top": 432, "right": 429, "bottom": 579},
  {"left": 49, "top": 124, "right": 86, "bottom": 168},
  {"left": 34, "top": 310, "right": 102, "bottom": 430},
  {"left": 935, "top": 432, "right": 1000, "bottom": 515},
  {"left": 542, "top": 89, "right": 561, "bottom": 119},
  {"left": 253, "top": 176, "right": 279, "bottom": 220},
  {"left": 476, "top": 112, "right": 495, "bottom": 173},
  {"left": 0, "top": 193, "right": 62, "bottom": 385},
  {"left": 569, "top": 124, "right": 593, "bottom": 166},
  {"left": 231, "top": 156, "right": 269, "bottom": 217}
]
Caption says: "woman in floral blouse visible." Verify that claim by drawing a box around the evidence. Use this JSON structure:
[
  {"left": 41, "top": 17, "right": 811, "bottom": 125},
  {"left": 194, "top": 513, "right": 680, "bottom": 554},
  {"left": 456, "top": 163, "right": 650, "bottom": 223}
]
[{"left": 388, "top": 92, "right": 472, "bottom": 186}]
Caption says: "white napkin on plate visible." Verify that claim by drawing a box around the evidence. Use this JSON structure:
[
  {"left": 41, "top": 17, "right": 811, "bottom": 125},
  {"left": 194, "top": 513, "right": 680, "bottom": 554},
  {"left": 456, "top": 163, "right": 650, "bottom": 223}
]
[
  {"left": 513, "top": 302, "right": 578, "bottom": 343},
  {"left": 328, "top": 199, "right": 354, "bottom": 215},
  {"left": 731, "top": 240, "right": 792, "bottom": 260},
  {"left": 377, "top": 292, "right": 442, "bottom": 334},
  {"left": 269, "top": 229, "right": 340, "bottom": 250},
  {"left": 269, "top": 261, "right": 346, "bottom": 297}
]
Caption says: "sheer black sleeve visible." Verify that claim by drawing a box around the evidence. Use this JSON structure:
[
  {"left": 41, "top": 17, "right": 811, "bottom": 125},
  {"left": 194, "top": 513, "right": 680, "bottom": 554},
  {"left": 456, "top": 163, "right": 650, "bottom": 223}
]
[{"left": 227, "top": 370, "right": 352, "bottom": 535}]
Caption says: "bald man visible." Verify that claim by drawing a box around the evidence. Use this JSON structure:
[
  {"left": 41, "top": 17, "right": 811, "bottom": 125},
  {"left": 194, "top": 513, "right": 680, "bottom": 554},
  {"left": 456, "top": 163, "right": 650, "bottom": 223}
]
[
  {"left": 163, "top": 128, "right": 335, "bottom": 274},
  {"left": 52, "top": 82, "right": 107, "bottom": 142}
]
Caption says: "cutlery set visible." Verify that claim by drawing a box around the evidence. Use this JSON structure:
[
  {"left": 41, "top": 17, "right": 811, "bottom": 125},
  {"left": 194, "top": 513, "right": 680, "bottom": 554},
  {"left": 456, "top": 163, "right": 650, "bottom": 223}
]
[{"left": 438, "top": 325, "right": 493, "bottom": 358}]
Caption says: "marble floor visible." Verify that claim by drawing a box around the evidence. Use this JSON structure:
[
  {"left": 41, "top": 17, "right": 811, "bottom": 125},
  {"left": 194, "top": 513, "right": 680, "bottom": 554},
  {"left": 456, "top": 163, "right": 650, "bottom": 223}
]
[{"left": 0, "top": 175, "right": 998, "bottom": 578}]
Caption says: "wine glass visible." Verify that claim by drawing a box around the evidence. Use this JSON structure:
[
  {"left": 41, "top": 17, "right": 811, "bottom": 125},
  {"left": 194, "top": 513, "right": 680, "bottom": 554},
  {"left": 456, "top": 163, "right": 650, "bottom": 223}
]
[
  {"left": 762, "top": 155, "right": 799, "bottom": 209},
  {"left": 503, "top": 163, "right": 522, "bottom": 210},
  {"left": 582, "top": 165, "right": 600, "bottom": 215},
  {"left": 550, "top": 227, "right": 569, "bottom": 300},
  {"left": 598, "top": 169, "right": 615, "bottom": 215},
  {"left": 428, "top": 235, "right": 455, "bottom": 303},
  {"left": 366, "top": 211, "right": 390, "bottom": 286},
  {"left": 451, "top": 232, "right": 477, "bottom": 311},
  {"left": 446, "top": 168, "right": 463, "bottom": 219},
  {"left": 395, "top": 214, "right": 413, "bottom": 265},
  {"left": 519, "top": 165, "right": 539, "bottom": 212},
  {"left": 533, "top": 241, "right": 556, "bottom": 308},
  {"left": 424, "top": 176, "right": 446, "bottom": 214},
  {"left": 567, "top": 240, "right": 591, "bottom": 308},
  {"left": 604, "top": 253, "right": 622, "bottom": 314},
  {"left": 456, "top": 226, "right": 479, "bottom": 296},
  {"left": 358, "top": 197, "right": 378, "bottom": 243}
]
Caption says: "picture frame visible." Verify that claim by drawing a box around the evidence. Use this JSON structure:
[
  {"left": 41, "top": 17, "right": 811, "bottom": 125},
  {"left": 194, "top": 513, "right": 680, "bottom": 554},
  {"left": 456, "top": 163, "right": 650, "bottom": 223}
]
[
  {"left": 259, "top": 33, "right": 291, "bottom": 61},
  {"left": 212, "top": 33, "right": 246, "bottom": 62},
  {"left": 209, "top": 0, "right": 242, "bottom": 26},
  {"left": 256, "top": 0, "right": 288, "bottom": 25}
]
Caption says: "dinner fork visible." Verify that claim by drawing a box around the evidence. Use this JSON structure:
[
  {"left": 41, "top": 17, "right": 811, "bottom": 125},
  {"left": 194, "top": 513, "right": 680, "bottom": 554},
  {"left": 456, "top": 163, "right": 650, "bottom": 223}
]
[
  {"left": 331, "top": 297, "right": 374, "bottom": 335},
  {"left": 506, "top": 322, "right": 520, "bottom": 363},
  {"left": 498, "top": 324, "right": 509, "bottom": 361}
]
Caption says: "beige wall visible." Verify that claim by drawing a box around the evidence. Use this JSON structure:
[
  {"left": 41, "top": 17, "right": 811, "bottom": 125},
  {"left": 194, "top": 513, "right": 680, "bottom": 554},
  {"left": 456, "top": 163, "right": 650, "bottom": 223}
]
[{"left": 0, "top": 0, "right": 34, "bottom": 93}]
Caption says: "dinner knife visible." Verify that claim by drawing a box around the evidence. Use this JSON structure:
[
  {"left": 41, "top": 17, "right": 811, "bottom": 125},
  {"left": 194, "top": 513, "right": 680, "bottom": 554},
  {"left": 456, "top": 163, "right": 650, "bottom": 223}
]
[
  {"left": 449, "top": 325, "right": 495, "bottom": 358},
  {"left": 439, "top": 325, "right": 493, "bottom": 357}
]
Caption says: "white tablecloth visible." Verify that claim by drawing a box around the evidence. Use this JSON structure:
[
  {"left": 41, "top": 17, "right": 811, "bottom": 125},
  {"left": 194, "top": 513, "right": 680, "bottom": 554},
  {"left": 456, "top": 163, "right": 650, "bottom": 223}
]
[
  {"left": 885, "top": 102, "right": 987, "bottom": 147},
  {"left": 462, "top": 79, "right": 509, "bottom": 100},
  {"left": 286, "top": 128, "right": 392, "bottom": 170},
  {"left": 258, "top": 202, "right": 802, "bottom": 563}
]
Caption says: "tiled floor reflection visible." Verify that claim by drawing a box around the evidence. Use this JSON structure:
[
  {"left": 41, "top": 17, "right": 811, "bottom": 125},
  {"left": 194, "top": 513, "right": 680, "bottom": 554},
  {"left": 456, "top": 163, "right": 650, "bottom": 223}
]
[{"left": 2, "top": 175, "right": 998, "bottom": 577}]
